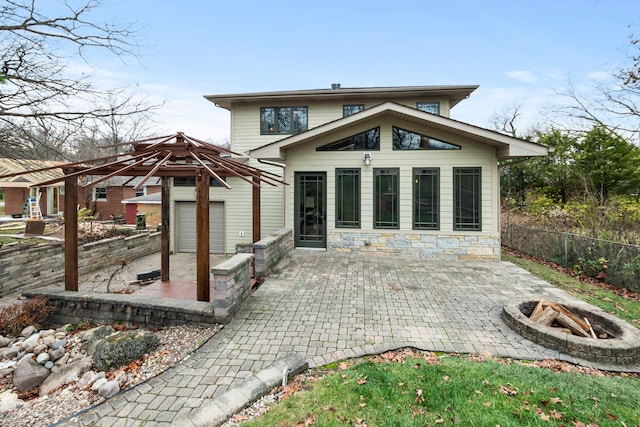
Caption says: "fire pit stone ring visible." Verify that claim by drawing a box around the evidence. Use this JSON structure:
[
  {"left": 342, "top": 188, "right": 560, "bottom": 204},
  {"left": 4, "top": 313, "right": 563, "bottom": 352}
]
[{"left": 502, "top": 300, "right": 640, "bottom": 366}]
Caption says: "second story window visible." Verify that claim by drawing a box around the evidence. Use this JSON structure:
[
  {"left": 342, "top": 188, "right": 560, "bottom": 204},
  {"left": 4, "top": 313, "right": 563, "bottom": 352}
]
[
  {"left": 260, "top": 106, "right": 308, "bottom": 135},
  {"left": 343, "top": 104, "right": 364, "bottom": 117},
  {"left": 416, "top": 102, "right": 440, "bottom": 115}
]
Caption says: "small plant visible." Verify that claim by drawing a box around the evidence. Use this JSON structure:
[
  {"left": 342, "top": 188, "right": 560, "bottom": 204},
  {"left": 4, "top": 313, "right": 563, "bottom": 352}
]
[
  {"left": 574, "top": 256, "right": 608, "bottom": 279},
  {"left": 0, "top": 296, "right": 55, "bottom": 336}
]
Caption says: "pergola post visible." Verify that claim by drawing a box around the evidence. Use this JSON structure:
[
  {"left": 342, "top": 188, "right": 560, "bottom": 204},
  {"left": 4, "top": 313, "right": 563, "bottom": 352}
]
[
  {"left": 161, "top": 176, "right": 170, "bottom": 281},
  {"left": 64, "top": 175, "right": 78, "bottom": 291},
  {"left": 196, "top": 170, "right": 210, "bottom": 302},
  {"left": 252, "top": 175, "right": 261, "bottom": 243}
]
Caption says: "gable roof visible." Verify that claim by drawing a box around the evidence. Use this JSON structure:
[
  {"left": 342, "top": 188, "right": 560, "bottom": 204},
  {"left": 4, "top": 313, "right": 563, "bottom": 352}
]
[
  {"left": 0, "top": 158, "right": 67, "bottom": 188},
  {"left": 249, "top": 102, "right": 549, "bottom": 161},
  {"left": 205, "top": 85, "right": 479, "bottom": 110}
]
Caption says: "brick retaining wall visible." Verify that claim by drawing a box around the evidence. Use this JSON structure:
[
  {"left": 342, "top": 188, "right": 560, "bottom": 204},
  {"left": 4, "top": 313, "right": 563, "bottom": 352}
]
[
  {"left": 0, "top": 232, "right": 161, "bottom": 297},
  {"left": 212, "top": 253, "right": 254, "bottom": 319}
]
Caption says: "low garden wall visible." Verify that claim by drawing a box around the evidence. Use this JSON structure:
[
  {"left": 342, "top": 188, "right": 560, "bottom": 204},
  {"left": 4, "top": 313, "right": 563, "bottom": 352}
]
[
  {"left": 253, "top": 228, "right": 293, "bottom": 277},
  {"left": 25, "top": 252, "right": 254, "bottom": 327},
  {"left": 0, "top": 232, "right": 161, "bottom": 297}
]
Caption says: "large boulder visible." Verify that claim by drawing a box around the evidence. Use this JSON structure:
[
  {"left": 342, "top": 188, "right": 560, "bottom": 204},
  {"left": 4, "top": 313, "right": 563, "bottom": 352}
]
[
  {"left": 39, "top": 357, "right": 92, "bottom": 396},
  {"left": 81, "top": 325, "right": 115, "bottom": 356},
  {"left": 92, "top": 330, "right": 159, "bottom": 371},
  {"left": 12, "top": 357, "right": 50, "bottom": 391}
]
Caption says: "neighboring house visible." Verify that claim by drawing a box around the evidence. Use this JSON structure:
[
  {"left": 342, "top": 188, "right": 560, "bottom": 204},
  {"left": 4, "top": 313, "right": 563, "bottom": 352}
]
[
  {"left": 85, "top": 176, "right": 161, "bottom": 220},
  {"left": 121, "top": 192, "right": 161, "bottom": 228},
  {"left": 0, "top": 158, "right": 67, "bottom": 217},
  {"left": 196, "top": 84, "right": 548, "bottom": 259}
]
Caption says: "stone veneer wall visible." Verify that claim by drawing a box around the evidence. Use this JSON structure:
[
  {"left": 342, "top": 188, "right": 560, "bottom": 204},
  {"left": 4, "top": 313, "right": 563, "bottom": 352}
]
[
  {"left": 0, "top": 232, "right": 161, "bottom": 297},
  {"left": 253, "top": 228, "right": 294, "bottom": 276},
  {"left": 212, "top": 253, "right": 254, "bottom": 319},
  {"left": 327, "top": 232, "right": 500, "bottom": 261}
]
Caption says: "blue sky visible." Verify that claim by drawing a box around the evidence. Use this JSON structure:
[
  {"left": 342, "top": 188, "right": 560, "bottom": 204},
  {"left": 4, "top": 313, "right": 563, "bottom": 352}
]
[{"left": 80, "top": 0, "right": 640, "bottom": 143}]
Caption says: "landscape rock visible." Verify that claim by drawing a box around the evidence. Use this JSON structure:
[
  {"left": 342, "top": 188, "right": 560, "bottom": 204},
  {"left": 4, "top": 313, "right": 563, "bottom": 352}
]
[
  {"left": 92, "top": 330, "right": 159, "bottom": 371},
  {"left": 97, "top": 380, "right": 120, "bottom": 399},
  {"left": 36, "top": 353, "right": 50, "bottom": 365},
  {"left": 49, "top": 346, "right": 66, "bottom": 361},
  {"left": 81, "top": 326, "right": 115, "bottom": 356},
  {"left": 21, "top": 326, "right": 37, "bottom": 338},
  {"left": 33, "top": 344, "right": 48, "bottom": 355},
  {"left": 91, "top": 377, "right": 108, "bottom": 391},
  {"left": 39, "top": 357, "right": 92, "bottom": 396},
  {"left": 0, "top": 336, "right": 11, "bottom": 347},
  {"left": 77, "top": 370, "right": 99, "bottom": 391},
  {"left": 0, "top": 346, "right": 20, "bottom": 360},
  {"left": 0, "top": 390, "right": 24, "bottom": 414},
  {"left": 40, "top": 329, "right": 56, "bottom": 339},
  {"left": 12, "top": 357, "right": 50, "bottom": 391},
  {"left": 52, "top": 339, "right": 67, "bottom": 350},
  {"left": 44, "top": 361, "right": 54, "bottom": 369}
]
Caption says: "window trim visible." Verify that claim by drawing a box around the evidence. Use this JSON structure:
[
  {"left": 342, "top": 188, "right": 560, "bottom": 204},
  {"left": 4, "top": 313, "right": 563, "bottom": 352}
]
[
  {"left": 335, "top": 168, "right": 361, "bottom": 228},
  {"left": 373, "top": 168, "right": 400, "bottom": 229},
  {"left": 453, "top": 167, "right": 482, "bottom": 231},
  {"left": 413, "top": 167, "right": 440, "bottom": 230},
  {"left": 260, "top": 106, "right": 308, "bottom": 135}
]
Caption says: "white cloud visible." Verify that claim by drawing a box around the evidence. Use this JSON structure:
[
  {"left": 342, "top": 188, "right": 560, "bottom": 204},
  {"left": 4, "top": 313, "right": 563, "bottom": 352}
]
[
  {"left": 504, "top": 70, "right": 537, "bottom": 83},
  {"left": 585, "top": 70, "right": 612, "bottom": 81}
]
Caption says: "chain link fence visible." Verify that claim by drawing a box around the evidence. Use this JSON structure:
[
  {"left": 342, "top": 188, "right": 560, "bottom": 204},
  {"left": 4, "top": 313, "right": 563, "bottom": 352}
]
[{"left": 502, "top": 223, "right": 640, "bottom": 293}]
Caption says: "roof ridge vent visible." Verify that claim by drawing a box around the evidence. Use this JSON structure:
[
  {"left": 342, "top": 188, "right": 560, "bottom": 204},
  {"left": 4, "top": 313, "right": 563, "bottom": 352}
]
[{"left": 331, "top": 83, "right": 341, "bottom": 90}]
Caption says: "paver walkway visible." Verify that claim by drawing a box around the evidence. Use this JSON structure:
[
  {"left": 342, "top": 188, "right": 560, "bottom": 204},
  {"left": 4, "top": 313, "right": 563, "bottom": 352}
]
[{"left": 65, "top": 250, "right": 590, "bottom": 426}]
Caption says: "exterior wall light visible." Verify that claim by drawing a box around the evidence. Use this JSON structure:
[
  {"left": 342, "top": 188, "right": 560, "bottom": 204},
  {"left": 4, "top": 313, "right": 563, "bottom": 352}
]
[{"left": 363, "top": 152, "right": 371, "bottom": 165}]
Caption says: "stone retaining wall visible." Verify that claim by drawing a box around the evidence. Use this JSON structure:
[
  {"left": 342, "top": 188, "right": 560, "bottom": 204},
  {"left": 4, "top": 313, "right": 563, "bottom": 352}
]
[
  {"left": 253, "top": 228, "right": 293, "bottom": 276},
  {"left": 0, "top": 232, "right": 161, "bottom": 297},
  {"left": 212, "top": 253, "right": 254, "bottom": 319},
  {"left": 327, "top": 232, "right": 500, "bottom": 261},
  {"left": 24, "top": 290, "right": 218, "bottom": 328}
]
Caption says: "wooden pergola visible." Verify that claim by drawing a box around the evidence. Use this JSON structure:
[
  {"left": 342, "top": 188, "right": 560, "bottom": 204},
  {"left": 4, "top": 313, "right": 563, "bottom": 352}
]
[{"left": 0, "top": 132, "right": 285, "bottom": 301}]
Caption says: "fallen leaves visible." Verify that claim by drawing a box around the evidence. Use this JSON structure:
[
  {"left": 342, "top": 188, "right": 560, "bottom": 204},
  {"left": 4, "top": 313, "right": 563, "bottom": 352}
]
[
  {"left": 415, "top": 389, "right": 425, "bottom": 404},
  {"left": 499, "top": 384, "right": 518, "bottom": 396}
]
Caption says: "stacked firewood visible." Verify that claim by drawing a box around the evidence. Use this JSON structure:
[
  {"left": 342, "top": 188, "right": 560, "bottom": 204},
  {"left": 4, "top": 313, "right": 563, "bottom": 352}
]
[{"left": 529, "top": 299, "right": 598, "bottom": 339}]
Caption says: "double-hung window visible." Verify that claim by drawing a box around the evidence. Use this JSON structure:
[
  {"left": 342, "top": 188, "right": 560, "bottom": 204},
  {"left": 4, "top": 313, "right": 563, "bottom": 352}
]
[
  {"left": 335, "top": 169, "right": 360, "bottom": 228},
  {"left": 453, "top": 167, "right": 481, "bottom": 230},
  {"left": 413, "top": 168, "right": 439, "bottom": 230},
  {"left": 343, "top": 104, "right": 364, "bottom": 117},
  {"left": 260, "top": 106, "right": 308, "bottom": 135},
  {"left": 374, "top": 168, "right": 399, "bottom": 229}
]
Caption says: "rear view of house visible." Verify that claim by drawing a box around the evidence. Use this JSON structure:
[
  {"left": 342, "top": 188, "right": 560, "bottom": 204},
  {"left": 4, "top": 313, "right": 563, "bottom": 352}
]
[{"left": 202, "top": 85, "right": 548, "bottom": 260}]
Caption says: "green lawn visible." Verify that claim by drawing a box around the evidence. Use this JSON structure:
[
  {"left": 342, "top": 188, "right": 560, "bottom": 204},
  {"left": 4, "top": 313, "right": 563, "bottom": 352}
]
[
  {"left": 244, "top": 352, "right": 639, "bottom": 426},
  {"left": 502, "top": 252, "right": 640, "bottom": 328},
  {"left": 239, "top": 251, "right": 640, "bottom": 426}
]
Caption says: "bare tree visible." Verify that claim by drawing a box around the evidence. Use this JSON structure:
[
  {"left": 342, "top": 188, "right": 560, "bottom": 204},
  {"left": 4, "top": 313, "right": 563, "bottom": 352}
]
[{"left": 0, "top": 0, "right": 161, "bottom": 158}]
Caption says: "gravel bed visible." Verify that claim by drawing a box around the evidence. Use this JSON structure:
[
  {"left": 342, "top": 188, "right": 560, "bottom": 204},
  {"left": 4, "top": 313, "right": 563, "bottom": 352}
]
[{"left": 0, "top": 323, "right": 221, "bottom": 427}]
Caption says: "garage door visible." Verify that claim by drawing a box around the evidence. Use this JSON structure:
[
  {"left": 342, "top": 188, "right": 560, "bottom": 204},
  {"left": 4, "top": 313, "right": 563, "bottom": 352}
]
[{"left": 175, "top": 201, "right": 225, "bottom": 253}]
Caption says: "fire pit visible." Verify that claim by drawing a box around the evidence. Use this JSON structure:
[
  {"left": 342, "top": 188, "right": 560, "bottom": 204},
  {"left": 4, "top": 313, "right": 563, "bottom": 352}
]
[{"left": 502, "top": 300, "right": 640, "bottom": 366}]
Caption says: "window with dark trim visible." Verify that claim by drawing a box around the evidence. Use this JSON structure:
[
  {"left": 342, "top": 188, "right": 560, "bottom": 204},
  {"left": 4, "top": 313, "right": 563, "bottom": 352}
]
[
  {"left": 173, "top": 177, "right": 227, "bottom": 187},
  {"left": 260, "top": 106, "right": 308, "bottom": 135},
  {"left": 343, "top": 104, "right": 364, "bottom": 117},
  {"left": 454, "top": 167, "right": 481, "bottom": 231},
  {"left": 374, "top": 168, "right": 399, "bottom": 229},
  {"left": 417, "top": 101, "right": 440, "bottom": 115},
  {"left": 413, "top": 168, "right": 439, "bottom": 230},
  {"left": 316, "top": 127, "right": 380, "bottom": 151},
  {"left": 393, "top": 127, "right": 460, "bottom": 150},
  {"left": 93, "top": 187, "right": 107, "bottom": 201},
  {"left": 335, "top": 168, "right": 361, "bottom": 228}
]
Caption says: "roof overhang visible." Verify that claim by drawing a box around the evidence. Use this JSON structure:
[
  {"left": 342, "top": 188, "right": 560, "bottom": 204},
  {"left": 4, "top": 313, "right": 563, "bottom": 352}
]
[
  {"left": 204, "top": 85, "right": 479, "bottom": 111},
  {"left": 249, "top": 102, "right": 549, "bottom": 162}
]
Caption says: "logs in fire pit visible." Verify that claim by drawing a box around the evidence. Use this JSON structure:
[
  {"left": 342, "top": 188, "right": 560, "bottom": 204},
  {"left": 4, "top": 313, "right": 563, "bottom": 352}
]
[{"left": 529, "top": 299, "right": 601, "bottom": 339}]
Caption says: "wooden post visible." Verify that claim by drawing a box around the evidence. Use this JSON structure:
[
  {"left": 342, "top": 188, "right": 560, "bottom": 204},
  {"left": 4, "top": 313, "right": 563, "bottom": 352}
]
[
  {"left": 252, "top": 175, "right": 261, "bottom": 243},
  {"left": 196, "top": 170, "right": 210, "bottom": 302},
  {"left": 64, "top": 175, "right": 78, "bottom": 291},
  {"left": 161, "top": 176, "right": 170, "bottom": 281}
]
